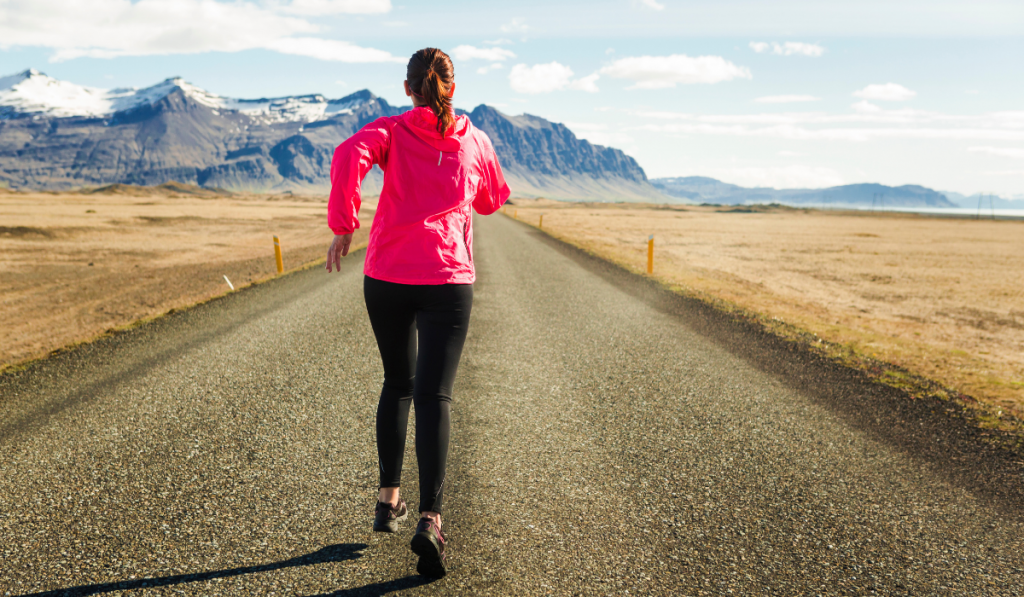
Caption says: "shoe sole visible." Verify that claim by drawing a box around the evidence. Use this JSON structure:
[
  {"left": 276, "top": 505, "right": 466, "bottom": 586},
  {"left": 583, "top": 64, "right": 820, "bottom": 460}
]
[
  {"left": 410, "top": 532, "right": 446, "bottom": 578},
  {"left": 372, "top": 511, "right": 408, "bottom": 533}
]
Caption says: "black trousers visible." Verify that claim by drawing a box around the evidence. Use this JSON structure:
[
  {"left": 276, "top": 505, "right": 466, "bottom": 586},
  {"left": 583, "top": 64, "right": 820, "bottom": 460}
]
[{"left": 363, "top": 275, "right": 473, "bottom": 514}]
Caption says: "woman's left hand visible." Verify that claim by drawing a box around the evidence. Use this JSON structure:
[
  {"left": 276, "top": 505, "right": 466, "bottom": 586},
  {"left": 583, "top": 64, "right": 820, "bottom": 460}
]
[{"left": 326, "top": 234, "right": 353, "bottom": 273}]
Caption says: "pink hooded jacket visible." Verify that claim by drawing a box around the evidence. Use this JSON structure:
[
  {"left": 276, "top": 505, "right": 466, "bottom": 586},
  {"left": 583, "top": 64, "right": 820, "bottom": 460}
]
[{"left": 328, "top": 106, "right": 511, "bottom": 285}]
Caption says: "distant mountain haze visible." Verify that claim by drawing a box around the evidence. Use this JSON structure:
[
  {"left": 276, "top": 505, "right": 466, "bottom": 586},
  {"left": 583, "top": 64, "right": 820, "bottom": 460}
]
[
  {"left": 0, "top": 69, "right": 660, "bottom": 200},
  {"left": 651, "top": 176, "right": 959, "bottom": 208},
  {"left": 937, "top": 189, "right": 1024, "bottom": 210}
]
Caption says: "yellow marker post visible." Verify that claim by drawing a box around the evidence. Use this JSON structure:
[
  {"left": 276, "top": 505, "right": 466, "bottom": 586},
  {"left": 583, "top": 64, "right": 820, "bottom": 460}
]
[
  {"left": 273, "top": 235, "right": 284, "bottom": 274},
  {"left": 647, "top": 234, "right": 654, "bottom": 274},
  {"left": 514, "top": 209, "right": 518, "bottom": 220},
  {"left": 539, "top": 214, "right": 544, "bottom": 229}
]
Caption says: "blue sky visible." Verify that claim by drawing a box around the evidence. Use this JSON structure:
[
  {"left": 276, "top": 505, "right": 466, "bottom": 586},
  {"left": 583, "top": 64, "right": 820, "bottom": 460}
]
[{"left": 1, "top": 0, "right": 1023, "bottom": 195}]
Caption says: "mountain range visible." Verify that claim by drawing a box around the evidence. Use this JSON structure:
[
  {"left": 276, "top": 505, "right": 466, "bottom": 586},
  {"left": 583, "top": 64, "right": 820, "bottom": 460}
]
[
  {"left": 3, "top": 70, "right": 1016, "bottom": 209},
  {"left": 651, "top": 177, "right": 959, "bottom": 208},
  {"left": 0, "top": 69, "right": 661, "bottom": 200}
]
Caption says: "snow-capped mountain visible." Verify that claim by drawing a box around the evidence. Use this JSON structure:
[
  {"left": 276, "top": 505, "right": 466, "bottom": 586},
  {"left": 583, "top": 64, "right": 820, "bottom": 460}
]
[
  {"left": 0, "top": 69, "right": 371, "bottom": 124},
  {"left": 0, "top": 69, "right": 131, "bottom": 118},
  {"left": 0, "top": 69, "right": 659, "bottom": 199}
]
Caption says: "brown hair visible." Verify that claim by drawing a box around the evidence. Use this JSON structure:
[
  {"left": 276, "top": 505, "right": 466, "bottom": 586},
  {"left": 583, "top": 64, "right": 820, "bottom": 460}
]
[{"left": 407, "top": 48, "right": 455, "bottom": 136}]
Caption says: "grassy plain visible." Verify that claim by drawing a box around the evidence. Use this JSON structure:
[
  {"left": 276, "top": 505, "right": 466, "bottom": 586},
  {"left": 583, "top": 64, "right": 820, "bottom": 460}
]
[
  {"left": 0, "top": 185, "right": 368, "bottom": 370},
  {"left": 509, "top": 199, "right": 1024, "bottom": 426}
]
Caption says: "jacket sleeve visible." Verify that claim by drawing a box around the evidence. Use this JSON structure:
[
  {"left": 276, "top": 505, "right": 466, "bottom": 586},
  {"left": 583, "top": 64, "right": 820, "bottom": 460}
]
[
  {"left": 472, "top": 136, "right": 511, "bottom": 216},
  {"left": 327, "top": 117, "right": 392, "bottom": 235}
]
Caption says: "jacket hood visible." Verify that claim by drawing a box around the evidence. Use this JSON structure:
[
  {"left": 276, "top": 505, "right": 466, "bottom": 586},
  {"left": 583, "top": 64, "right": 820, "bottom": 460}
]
[{"left": 402, "top": 106, "right": 469, "bottom": 152}]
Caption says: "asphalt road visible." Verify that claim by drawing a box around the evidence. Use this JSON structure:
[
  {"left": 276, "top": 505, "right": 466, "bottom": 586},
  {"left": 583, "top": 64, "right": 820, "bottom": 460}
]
[{"left": 1, "top": 213, "right": 1022, "bottom": 596}]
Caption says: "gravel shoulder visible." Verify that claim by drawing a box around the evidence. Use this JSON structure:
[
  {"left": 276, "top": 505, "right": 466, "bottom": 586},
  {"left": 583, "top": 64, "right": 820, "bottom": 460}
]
[{"left": 1, "top": 213, "right": 1022, "bottom": 596}]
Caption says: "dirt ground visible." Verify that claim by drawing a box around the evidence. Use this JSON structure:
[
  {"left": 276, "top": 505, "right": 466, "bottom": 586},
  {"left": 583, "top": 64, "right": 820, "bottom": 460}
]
[
  {"left": 0, "top": 185, "right": 370, "bottom": 370},
  {"left": 507, "top": 199, "right": 1024, "bottom": 419}
]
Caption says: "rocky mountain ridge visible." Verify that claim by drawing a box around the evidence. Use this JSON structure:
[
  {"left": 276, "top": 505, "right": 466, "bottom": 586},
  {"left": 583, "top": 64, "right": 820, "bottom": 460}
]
[{"left": 0, "top": 69, "right": 661, "bottom": 200}]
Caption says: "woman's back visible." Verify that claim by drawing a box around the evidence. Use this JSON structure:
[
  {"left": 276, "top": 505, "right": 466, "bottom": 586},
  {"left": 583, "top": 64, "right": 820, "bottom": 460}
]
[{"left": 327, "top": 106, "right": 509, "bottom": 284}]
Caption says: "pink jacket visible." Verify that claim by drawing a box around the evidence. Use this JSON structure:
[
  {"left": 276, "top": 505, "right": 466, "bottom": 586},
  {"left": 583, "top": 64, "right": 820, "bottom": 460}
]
[{"left": 328, "top": 107, "right": 511, "bottom": 285}]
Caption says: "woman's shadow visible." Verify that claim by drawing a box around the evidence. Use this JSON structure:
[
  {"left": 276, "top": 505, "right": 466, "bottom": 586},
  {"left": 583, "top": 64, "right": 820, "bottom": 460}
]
[{"left": 20, "top": 543, "right": 434, "bottom": 596}]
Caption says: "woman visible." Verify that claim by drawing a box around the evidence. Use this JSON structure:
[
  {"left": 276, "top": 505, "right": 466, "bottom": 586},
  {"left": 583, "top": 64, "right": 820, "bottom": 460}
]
[{"left": 325, "top": 47, "right": 510, "bottom": 578}]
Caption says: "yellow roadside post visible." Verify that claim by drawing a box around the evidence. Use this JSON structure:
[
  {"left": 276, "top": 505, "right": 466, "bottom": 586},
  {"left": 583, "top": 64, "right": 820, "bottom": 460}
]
[
  {"left": 647, "top": 234, "right": 654, "bottom": 274},
  {"left": 514, "top": 209, "right": 518, "bottom": 219},
  {"left": 539, "top": 214, "right": 544, "bottom": 229},
  {"left": 273, "top": 235, "right": 284, "bottom": 274}
]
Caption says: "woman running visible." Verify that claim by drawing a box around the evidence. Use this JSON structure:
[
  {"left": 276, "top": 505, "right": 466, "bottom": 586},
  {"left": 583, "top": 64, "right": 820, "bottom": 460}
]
[{"left": 325, "top": 47, "right": 510, "bottom": 578}]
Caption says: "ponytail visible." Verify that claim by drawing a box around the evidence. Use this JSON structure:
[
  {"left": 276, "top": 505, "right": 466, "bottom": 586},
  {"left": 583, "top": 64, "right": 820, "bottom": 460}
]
[{"left": 407, "top": 48, "right": 455, "bottom": 136}]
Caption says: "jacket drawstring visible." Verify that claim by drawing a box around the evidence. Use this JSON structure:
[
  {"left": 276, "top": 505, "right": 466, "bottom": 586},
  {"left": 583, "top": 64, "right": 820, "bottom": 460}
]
[{"left": 438, "top": 150, "right": 442, "bottom": 166}]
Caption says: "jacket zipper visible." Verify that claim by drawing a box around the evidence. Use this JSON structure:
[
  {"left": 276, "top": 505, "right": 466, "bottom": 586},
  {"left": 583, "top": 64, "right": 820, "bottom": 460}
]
[
  {"left": 462, "top": 216, "right": 472, "bottom": 264},
  {"left": 438, "top": 150, "right": 442, "bottom": 166}
]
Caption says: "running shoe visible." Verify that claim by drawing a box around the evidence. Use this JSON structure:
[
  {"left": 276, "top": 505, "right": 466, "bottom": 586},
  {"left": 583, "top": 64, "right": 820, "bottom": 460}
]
[
  {"left": 410, "top": 517, "right": 447, "bottom": 578},
  {"left": 372, "top": 499, "right": 408, "bottom": 533}
]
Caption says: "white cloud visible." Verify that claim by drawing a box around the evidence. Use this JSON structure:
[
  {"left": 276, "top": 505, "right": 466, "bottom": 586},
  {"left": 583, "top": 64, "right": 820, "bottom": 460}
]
[
  {"left": 510, "top": 63, "right": 573, "bottom": 94},
  {"left": 852, "top": 100, "right": 883, "bottom": 113},
  {"left": 708, "top": 165, "right": 844, "bottom": 189},
  {"left": 600, "top": 54, "right": 751, "bottom": 89},
  {"left": 749, "top": 42, "right": 825, "bottom": 57},
  {"left": 500, "top": 18, "right": 529, "bottom": 33},
  {"left": 569, "top": 73, "right": 600, "bottom": 93},
  {"left": 634, "top": 0, "right": 665, "bottom": 10},
  {"left": 476, "top": 63, "right": 505, "bottom": 75},
  {"left": 778, "top": 150, "right": 804, "bottom": 157},
  {"left": 969, "top": 146, "right": 1024, "bottom": 159},
  {"left": 274, "top": 0, "right": 391, "bottom": 15},
  {"left": 631, "top": 106, "right": 1024, "bottom": 142},
  {"left": 266, "top": 38, "right": 402, "bottom": 63},
  {"left": 509, "top": 63, "right": 599, "bottom": 94},
  {"left": 853, "top": 83, "right": 917, "bottom": 101},
  {"left": 451, "top": 45, "right": 516, "bottom": 62},
  {"left": 564, "top": 121, "right": 635, "bottom": 149},
  {"left": 0, "top": 0, "right": 400, "bottom": 63},
  {"left": 755, "top": 95, "right": 821, "bottom": 103}
]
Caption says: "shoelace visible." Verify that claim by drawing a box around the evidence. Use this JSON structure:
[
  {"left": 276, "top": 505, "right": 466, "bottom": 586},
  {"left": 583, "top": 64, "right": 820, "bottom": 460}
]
[{"left": 421, "top": 518, "right": 445, "bottom": 545}]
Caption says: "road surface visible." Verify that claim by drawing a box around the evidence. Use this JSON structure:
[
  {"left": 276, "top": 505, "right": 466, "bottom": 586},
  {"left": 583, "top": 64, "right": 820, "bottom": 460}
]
[{"left": 1, "top": 213, "right": 1022, "bottom": 596}]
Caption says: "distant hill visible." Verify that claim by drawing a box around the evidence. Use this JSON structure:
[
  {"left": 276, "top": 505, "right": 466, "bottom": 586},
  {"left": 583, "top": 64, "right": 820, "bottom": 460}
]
[
  {"left": 939, "top": 190, "right": 1024, "bottom": 210},
  {"left": 0, "top": 69, "right": 661, "bottom": 200},
  {"left": 651, "top": 176, "right": 958, "bottom": 208}
]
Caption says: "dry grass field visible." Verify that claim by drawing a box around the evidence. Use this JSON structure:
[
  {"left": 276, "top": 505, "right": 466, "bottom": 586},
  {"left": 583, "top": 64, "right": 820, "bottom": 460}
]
[
  {"left": 0, "top": 184, "right": 368, "bottom": 370},
  {"left": 508, "top": 199, "right": 1024, "bottom": 426}
]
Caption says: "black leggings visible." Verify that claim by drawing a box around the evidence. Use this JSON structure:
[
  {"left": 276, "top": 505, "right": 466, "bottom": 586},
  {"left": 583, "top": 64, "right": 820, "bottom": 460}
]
[{"left": 363, "top": 275, "right": 473, "bottom": 514}]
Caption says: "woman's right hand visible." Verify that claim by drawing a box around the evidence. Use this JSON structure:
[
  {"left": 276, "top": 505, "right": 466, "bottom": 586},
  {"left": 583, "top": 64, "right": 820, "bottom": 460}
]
[{"left": 326, "top": 233, "right": 353, "bottom": 273}]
